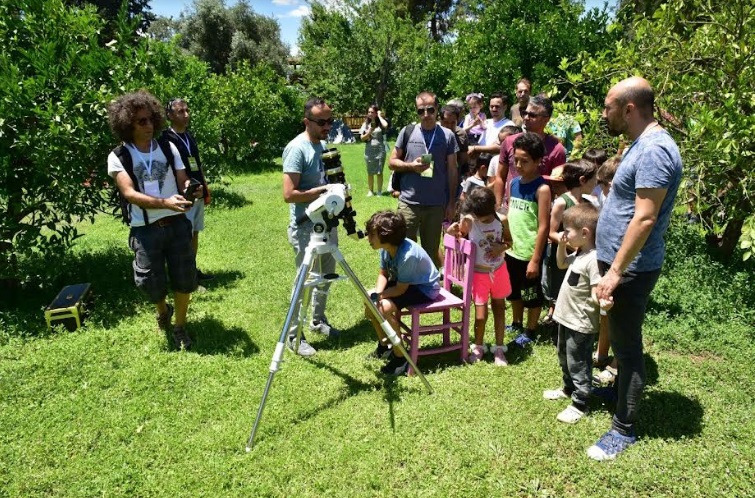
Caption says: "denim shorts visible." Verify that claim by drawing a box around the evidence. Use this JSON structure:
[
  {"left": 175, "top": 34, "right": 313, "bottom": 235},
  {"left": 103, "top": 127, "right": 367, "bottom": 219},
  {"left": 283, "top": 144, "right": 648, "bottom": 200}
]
[{"left": 128, "top": 215, "right": 197, "bottom": 302}]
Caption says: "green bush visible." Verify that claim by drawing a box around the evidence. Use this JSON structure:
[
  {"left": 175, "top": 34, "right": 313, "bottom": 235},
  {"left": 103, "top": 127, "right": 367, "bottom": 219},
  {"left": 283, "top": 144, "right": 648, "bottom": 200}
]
[{"left": 0, "top": 0, "right": 120, "bottom": 286}]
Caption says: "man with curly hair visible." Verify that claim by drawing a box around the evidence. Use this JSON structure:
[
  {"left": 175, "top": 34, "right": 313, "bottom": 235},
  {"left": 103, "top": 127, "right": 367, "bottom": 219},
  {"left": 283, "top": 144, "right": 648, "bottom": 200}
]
[{"left": 106, "top": 90, "right": 203, "bottom": 350}]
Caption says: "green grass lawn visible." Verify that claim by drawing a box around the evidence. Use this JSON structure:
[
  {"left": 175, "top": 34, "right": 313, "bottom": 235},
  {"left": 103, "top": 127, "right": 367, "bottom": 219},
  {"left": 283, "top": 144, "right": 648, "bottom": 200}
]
[{"left": 1, "top": 144, "right": 754, "bottom": 496}]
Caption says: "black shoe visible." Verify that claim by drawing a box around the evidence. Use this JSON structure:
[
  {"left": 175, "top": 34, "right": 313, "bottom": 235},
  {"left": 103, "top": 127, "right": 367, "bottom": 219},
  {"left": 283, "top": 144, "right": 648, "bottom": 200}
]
[
  {"left": 197, "top": 269, "right": 214, "bottom": 281},
  {"left": 172, "top": 325, "right": 192, "bottom": 350},
  {"left": 380, "top": 353, "right": 409, "bottom": 376},
  {"left": 366, "top": 342, "right": 392, "bottom": 360}
]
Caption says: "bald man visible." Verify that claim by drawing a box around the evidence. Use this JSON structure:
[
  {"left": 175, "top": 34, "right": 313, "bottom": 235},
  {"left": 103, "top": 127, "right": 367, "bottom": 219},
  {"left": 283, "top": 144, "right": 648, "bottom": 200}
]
[{"left": 588, "top": 77, "right": 682, "bottom": 461}]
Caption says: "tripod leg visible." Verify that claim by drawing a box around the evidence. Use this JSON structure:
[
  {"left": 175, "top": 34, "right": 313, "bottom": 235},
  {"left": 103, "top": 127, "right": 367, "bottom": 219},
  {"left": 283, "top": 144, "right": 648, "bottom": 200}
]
[
  {"left": 333, "top": 252, "right": 433, "bottom": 394},
  {"left": 246, "top": 256, "right": 313, "bottom": 451}
]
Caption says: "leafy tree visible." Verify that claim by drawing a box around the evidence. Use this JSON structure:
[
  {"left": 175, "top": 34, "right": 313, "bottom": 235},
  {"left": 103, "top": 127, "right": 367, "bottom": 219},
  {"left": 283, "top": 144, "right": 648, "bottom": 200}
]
[
  {"left": 64, "top": 0, "right": 154, "bottom": 32},
  {"left": 447, "top": 0, "right": 614, "bottom": 99},
  {"left": 0, "top": 0, "right": 122, "bottom": 287},
  {"left": 177, "top": 0, "right": 289, "bottom": 75},
  {"left": 299, "top": 0, "right": 436, "bottom": 126},
  {"left": 556, "top": 0, "right": 755, "bottom": 258},
  {"left": 147, "top": 15, "right": 180, "bottom": 41}
]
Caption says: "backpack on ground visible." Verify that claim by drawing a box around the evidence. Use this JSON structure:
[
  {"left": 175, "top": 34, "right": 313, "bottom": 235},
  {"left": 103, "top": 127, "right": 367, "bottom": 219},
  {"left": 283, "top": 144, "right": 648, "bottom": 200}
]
[{"left": 110, "top": 138, "right": 177, "bottom": 225}]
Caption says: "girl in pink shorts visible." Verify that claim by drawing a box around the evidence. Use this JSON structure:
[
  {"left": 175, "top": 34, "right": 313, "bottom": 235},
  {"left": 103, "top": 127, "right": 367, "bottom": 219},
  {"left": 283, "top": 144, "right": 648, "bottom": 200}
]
[{"left": 447, "top": 188, "right": 512, "bottom": 366}]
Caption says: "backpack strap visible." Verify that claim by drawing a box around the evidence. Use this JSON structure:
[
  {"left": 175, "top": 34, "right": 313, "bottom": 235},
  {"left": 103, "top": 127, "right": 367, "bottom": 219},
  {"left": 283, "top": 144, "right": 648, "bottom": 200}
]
[{"left": 114, "top": 144, "right": 150, "bottom": 225}]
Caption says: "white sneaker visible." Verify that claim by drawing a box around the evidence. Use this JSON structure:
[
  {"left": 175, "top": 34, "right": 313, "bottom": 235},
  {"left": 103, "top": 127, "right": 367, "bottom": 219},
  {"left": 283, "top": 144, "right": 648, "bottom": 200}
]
[
  {"left": 543, "top": 388, "right": 569, "bottom": 400},
  {"left": 366, "top": 191, "right": 374, "bottom": 197},
  {"left": 493, "top": 346, "right": 508, "bottom": 367},
  {"left": 310, "top": 319, "right": 340, "bottom": 338},
  {"left": 287, "top": 335, "right": 317, "bottom": 357},
  {"left": 376, "top": 190, "right": 383, "bottom": 196},
  {"left": 557, "top": 405, "right": 585, "bottom": 424}
]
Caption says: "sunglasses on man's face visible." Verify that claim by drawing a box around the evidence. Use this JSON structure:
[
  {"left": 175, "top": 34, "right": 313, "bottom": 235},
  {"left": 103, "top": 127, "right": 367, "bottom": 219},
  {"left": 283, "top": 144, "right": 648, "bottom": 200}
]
[
  {"left": 135, "top": 117, "right": 152, "bottom": 126},
  {"left": 521, "top": 111, "right": 547, "bottom": 118},
  {"left": 309, "top": 117, "right": 334, "bottom": 126},
  {"left": 416, "top": 106, "right": 436, "bottom": 116}
]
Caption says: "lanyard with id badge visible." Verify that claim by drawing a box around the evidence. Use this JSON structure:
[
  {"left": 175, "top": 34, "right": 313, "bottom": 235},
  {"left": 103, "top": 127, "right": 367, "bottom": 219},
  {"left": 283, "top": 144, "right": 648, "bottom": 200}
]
[
  {"left": 172, "top": 130, "right": 200, "bottom": 171},
  {"left": 128, "top": 142, "right": 161, "bottom": 197}
]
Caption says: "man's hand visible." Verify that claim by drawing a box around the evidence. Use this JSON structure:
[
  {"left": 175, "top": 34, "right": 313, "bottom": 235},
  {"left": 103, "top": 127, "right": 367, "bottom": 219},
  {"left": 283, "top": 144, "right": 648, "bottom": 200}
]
[
  {"left": 409, "top": 157, "right": 429, "bottom": 174},
  {"left": 164, "top": 195, "right": 192, "bottom": 212},
  {"left": 596, "top": 269, "right": 621, "bottom": 302},
  {"left": 444, "top": 203, "right": 456, "bottom": 223}
]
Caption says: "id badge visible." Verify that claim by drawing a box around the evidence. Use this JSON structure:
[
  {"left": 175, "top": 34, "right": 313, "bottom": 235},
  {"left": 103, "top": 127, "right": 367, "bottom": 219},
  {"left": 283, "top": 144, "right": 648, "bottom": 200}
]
[
  {"left": 188, "top": 157, "right": 199, "bottom": 170},
  {"left": 143, "top": 180, "right": 161, "bottom": 198}
]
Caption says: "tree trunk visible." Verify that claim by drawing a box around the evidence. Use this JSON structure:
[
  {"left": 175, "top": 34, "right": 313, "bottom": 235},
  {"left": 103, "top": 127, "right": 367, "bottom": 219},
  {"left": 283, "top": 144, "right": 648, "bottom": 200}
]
[{"left": 719, "top": 218, "right": 744, "bottom": 259}]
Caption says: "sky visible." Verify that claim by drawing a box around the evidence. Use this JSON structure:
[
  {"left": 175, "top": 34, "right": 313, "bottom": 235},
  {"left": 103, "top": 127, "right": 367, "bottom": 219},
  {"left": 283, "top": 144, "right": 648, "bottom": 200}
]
[{"left": 149, "top": 0, "right": 615, "bottom": 56}]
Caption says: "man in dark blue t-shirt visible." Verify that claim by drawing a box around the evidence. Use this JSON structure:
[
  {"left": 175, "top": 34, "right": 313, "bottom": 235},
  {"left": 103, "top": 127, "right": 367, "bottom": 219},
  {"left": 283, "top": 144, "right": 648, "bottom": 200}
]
[{"left": 588, "top": 77, "right": 683, "bottom": 462}]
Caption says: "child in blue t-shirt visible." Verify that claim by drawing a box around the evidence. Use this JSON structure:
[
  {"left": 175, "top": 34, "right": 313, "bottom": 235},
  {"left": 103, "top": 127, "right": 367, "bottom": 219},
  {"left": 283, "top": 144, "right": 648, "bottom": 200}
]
[{"left": 365, "top": 210, "right": 441, "bottom": 376}]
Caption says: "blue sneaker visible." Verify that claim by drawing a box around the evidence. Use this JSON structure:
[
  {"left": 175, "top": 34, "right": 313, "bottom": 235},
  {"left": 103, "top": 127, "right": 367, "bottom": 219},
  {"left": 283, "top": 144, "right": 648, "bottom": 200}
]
[
  {"left": 513, "top": 332, "right": 534, "bottom": 348},
  {"left": 587, "top": 429, "right": 637, "bottom": 461}
]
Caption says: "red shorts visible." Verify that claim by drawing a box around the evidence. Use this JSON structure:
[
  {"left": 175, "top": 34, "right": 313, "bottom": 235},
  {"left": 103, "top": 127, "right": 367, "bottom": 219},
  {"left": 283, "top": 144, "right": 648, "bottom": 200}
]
[{"left": 472, "top": 263, "right": 512, "bottom": 305}]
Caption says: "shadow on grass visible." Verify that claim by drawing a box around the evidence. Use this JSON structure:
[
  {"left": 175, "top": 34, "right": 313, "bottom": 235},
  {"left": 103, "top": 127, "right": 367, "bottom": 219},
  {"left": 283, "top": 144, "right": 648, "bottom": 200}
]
[
  {"left": 314, "top": 321, "right": 376, "bottom": 351},
  {"left": 640, "top": 390, "right": 703, "bottom": 439},
  {"left": 189, "top": 315, "right": 258, "bottom": 357},
  {"left": 207, "top": 185, "right": 252, "bottom": 209},
  {"left": 0, "top": 245, "right": 249, "bottom": 341}
]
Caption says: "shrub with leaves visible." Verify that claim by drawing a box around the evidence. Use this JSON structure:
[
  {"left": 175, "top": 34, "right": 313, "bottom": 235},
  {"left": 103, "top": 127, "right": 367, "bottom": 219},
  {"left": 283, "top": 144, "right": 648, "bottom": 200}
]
[{"left": 0, "top": 0, "right": 119, "bottom": 287}]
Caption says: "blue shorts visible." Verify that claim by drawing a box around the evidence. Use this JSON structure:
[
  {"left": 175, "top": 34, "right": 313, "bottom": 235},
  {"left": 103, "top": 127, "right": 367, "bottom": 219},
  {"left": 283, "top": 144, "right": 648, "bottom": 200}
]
[{"left": 386, "top": 281, "right": 436, "bottom": 309}]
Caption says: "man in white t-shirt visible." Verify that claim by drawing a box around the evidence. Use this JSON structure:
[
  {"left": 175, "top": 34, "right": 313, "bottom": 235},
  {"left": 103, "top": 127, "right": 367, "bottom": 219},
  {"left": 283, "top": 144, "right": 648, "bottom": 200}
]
[
  {"left": 468, "top": 92, "right": 514, "bottom": 158},
  {"left": 107, "top": 91, "right": 202, "bottom": 350}
]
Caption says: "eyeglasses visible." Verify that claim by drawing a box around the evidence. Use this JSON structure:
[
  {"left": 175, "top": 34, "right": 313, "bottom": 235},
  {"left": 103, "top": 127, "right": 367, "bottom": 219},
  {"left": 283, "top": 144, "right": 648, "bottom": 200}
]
[
  {"left": 521, "top": 111, "right": 548, "bottom": 118},
  {"left": 309, "top": 117, "right": 334, "bottom": 126},
  {"left": 135, "top": 117, "right": 152, "bottom": 126},
  {"left": 416, "top": 106, "right": 436, "bottom": 115}
]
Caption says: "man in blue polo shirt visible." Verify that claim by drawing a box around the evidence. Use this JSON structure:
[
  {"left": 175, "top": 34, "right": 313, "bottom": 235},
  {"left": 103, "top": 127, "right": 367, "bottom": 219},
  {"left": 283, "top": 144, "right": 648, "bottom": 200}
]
[
  {"left": 389, "top": 91, "right": 458, "bottom": 266},
  {"left": 589, "top": 77, "right": 682, "bottom": 461}
]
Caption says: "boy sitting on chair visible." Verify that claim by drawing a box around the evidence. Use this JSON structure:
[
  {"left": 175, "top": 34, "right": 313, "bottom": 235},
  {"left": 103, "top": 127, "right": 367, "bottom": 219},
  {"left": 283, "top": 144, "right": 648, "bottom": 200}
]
[{"left": 365, "top": 210, "right": 441, "bottom": 376}]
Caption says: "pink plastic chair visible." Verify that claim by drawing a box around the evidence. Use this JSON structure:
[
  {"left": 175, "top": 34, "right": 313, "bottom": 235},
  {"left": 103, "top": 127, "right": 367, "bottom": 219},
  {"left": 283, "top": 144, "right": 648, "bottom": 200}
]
[{"left": 397, "top": 234, "right": 475, "bottom": 376}]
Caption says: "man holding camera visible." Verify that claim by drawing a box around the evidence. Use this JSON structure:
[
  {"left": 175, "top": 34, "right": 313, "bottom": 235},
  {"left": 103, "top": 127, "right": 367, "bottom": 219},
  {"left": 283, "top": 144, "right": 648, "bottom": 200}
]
[
  {"left": 390, "top": 91, "right": 459, "bottom": 267},
  {"left": 162, "top": 98, "right": 213, "bottom": 283},
  {"left": 282, "top": 97, "right": 341, "bottom": 357},
  {"left": 106, "top": 90, "right": 202, "bottom": 350}
]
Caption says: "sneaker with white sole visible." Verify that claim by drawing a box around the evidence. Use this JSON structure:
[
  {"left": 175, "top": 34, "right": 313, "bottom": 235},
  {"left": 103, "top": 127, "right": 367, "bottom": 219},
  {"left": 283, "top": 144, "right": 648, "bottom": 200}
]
[
  {"left": 493, "top": 346, "right": 508, "bottom": 367},
  {"left": 469, "top": 344, "right": 484, "bottom": 363},
  {"left": 557, "top": 405, "right": 586, "bottom": 424},
  {"left": 287, "top": 335, "right": 317, "bottom": 357},
  {"left": 587, "top": 429, "right": 637, "bottom": 461},
  {"left": 380, "top": 352, "right": 409, "bottom": 376},
  {"left": 366, "top": 342, "right": 392, "bottom": 360},
  {"left": 543, "top": 387, "right": 570, "bottom": 400},
  {"left": 310, "top": 319, "right": 340, "bottom": 338}
]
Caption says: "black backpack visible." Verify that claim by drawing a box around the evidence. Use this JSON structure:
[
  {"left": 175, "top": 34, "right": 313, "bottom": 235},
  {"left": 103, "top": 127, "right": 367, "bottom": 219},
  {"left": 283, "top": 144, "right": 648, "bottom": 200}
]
[
  {"left": 390, "top": 124, "right": 415, "bottom": 192},
  {"left": 110, "top": 138, "right": 177, "bottom": 225}
]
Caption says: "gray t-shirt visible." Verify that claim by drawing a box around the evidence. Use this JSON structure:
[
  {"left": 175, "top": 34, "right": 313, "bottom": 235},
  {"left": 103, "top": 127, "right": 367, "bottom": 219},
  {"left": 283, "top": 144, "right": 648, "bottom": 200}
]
[
  {"left": 553, "top": 249, "right": 601, "bottom": 334},
  {"left": 394, "top": 124, "right": 458, "bottom": 206},
  {"left": 282, "top": 133, "right": 327, "bottom": 227},
  {"left": 596, "top": 129, "right": 682, "bottom": 272}
]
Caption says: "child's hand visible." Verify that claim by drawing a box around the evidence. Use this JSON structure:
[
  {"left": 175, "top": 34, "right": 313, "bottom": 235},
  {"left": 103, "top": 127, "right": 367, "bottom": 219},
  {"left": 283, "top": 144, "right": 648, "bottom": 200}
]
[
  {"left": 599, "top": 296, "right": 614, "bottom": 311},
  {"left": 489, "top": 240, "right": 506, "bottom": 256},
  {"left": 446, "top": 222, "right": 461, "bottom": 237},
  {"left": 558, "top": 231, "right": 567, "bottom": 245}
]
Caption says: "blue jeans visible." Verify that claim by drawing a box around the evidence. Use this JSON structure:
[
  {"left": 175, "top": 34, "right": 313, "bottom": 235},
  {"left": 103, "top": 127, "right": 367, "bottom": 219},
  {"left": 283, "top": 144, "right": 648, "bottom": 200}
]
[{"left": 599, "top": 261, "right": 661, "bottom": 436}]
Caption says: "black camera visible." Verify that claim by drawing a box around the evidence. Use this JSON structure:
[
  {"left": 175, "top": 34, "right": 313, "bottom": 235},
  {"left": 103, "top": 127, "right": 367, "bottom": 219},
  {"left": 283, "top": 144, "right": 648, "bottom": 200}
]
[{"left": 321, "top": 148, "right": 364, "bottom": 239}]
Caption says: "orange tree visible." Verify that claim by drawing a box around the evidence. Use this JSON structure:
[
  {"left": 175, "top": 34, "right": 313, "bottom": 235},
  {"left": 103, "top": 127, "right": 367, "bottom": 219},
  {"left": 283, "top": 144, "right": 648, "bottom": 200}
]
[{"left": 552, "top": 0, "right": 755, "bottom": 259}]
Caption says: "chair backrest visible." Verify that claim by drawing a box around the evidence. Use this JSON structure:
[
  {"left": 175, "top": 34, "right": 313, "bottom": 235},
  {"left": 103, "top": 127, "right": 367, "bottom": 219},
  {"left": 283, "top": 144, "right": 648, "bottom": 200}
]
[{"left": 442, "top": 234, "right": 475, "bottom": 300}]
